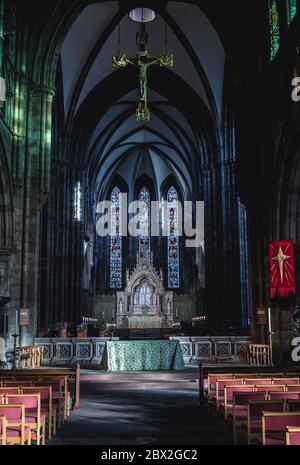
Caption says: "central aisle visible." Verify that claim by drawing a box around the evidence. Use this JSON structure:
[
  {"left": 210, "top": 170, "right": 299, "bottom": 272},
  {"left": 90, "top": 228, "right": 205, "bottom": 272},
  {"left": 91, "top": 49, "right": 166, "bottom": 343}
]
[{"left": 49, "top": 368, "right": 228, "bottom": 445}]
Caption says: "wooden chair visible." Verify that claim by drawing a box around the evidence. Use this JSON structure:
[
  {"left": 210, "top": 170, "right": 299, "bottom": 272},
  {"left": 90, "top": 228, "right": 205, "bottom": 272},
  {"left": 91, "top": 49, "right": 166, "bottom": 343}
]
[
  {"left": 33, "top": 379, "right": 64, "bottom": 427},
  {"left": 35, "top": 375, "right": 70, "bottom": 419},
  {"left": 0, "top": 387, "right": 20, "bottom": 395},
  {"left": 5, "top": 393, "right": 45, "bottom": 445},
  {"left": 245, "top": 378, "right": 272, "bottom": 385},
  {"left": 215, "top": 379, "right": 244, "bottom": 413},
  {"left": 229, "top": 391, "right": 267, "bottom": 444},
  {"left": 262, "top": 411, "right": 300, "bottom": 445},
  {"left": 286, "top": 384, "right": 300, "bottom": 392},
  {"left": 268, "top": 392, "right": 300, "bottom": 410},
  {"left": 0, "top": 415, "right": 7, "bottom": 445},
  {"left": 245, "top": 400, "right": 285, "bottom": 445},
  {"left": 0, "top": 365, "right": 80, "bottom": 412},
  {"left": 222, "top": 385, "right": 255, "bottom": 421},
  {"left": 3, "top": 381, "right": 33, "bottom": 387},
  {"left": 286, "top": 399, "right": 300, "bottom": 412},
  {"left": 21, "top": 386, "right": 56, "bottom": 439},
  {"left": 273, "top": 378, "right": 299, "bottom": 385},
  {"left": 255, "top": 384, "right": 286, "bottom": 392},
  {"left": 286, "top": 373, "right": 300, "bottom": 379},
  {"left": 286, "top": 426, "right": 300, "bottom": 445},
  {"left": 0, "top": 404, "right": 31, "bottom": 445},
  {"left": 207, "top": 373, "right": 234, "bottom": 400},
  {"left": 1, "top": 376, "right": 68, "bottom": 428}
]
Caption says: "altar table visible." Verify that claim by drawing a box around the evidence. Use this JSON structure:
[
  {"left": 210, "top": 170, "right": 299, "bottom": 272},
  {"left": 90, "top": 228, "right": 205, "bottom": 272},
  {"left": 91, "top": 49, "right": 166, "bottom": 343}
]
[{"left": 101, "top": 340, "right": 185, "bottom": 371}]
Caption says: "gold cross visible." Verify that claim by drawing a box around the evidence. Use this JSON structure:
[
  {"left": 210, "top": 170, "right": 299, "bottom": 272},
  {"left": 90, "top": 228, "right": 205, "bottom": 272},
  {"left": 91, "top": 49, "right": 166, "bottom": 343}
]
[{"left": 272, "top": 245, "right": 290, "bottom": 283}]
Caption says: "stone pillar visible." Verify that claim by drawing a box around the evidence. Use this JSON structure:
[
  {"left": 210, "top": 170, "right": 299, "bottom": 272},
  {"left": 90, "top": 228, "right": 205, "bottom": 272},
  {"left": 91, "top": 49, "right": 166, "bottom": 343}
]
[
  {"left": 269, "top": 307, "right": 293, "bottom": 364},
  {"left": 203, "top": 159, "right": 242, "bottom": 326},
  {"left": 17, "top": 84, "right": 55, "bottom": 345},
  {"left": 0, "top": 247, "right": 15, "bottom": 354},
  {"left": 0, "top": 0, "right": 4, "bottom": 114}
]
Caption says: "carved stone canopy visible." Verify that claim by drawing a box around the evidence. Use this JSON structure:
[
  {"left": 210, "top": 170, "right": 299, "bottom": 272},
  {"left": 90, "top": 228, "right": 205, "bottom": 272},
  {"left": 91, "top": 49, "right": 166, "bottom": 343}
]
[
  {"left": 116, "top": 256, "right": 174, "bottom": 329},
  {"left": 125, "top": 257, "right": 164, "bottom": 294}
]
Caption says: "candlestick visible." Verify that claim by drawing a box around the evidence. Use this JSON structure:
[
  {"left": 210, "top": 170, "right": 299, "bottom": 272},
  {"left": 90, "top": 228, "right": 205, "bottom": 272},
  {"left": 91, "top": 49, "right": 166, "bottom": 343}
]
[{"left": 268, "top": 307, "right": 272, "bottom": 333}]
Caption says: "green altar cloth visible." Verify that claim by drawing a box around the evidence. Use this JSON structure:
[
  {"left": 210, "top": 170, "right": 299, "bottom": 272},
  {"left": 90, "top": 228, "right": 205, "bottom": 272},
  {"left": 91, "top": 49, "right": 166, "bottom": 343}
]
[{"left": 101, "top": 340, "right": 185, "bottom": 371}]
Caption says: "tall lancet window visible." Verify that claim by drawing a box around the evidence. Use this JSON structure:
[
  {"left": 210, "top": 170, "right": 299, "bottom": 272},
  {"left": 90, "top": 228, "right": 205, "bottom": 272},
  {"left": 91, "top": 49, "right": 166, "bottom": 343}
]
[
  {"left": 138, "top": 186, "right": 151, "bottom": 259},
  {"left": 287, "top": 0, "right": 297, "bottom": 24},
  {"left": 110, "top": 186, "right": 122, "bottom": 288},
  {"left": 269, "top": 0, "right": 280, "bottom": 61},
  {"left": 167, "top": 186, "right": 180, "bottom": 288},
  {"left": 74, "top": 181, "right": 83, "bottom": 221}
]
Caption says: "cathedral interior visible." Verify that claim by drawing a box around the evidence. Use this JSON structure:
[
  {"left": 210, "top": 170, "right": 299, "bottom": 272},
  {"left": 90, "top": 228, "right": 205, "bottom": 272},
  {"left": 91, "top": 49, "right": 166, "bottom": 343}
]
[{"left": 1, "top": 0, "right": 300, "bottom": 448}]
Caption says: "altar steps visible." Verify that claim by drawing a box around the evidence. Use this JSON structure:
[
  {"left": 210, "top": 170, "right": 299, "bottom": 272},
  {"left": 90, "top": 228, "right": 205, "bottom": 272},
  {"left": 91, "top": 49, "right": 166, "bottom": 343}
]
[
  {"left": 81, "top": 369, "right": 198, "bottom": 390},
  {"left": 80, "top": 382, "right": 197, "bottom": 391}
]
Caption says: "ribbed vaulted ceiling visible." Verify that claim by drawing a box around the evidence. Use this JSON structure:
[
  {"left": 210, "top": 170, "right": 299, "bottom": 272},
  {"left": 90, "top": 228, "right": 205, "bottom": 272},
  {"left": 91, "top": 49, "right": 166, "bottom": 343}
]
[{"left": 59, "top": 1, "right": 225, "bottom": 200}]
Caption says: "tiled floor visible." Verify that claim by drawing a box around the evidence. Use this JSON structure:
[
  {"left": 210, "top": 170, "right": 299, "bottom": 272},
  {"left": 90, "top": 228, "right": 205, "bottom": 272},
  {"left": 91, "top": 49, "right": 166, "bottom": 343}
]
[{"left": 48, "top": 369, "right": 228, "bottom": 445}]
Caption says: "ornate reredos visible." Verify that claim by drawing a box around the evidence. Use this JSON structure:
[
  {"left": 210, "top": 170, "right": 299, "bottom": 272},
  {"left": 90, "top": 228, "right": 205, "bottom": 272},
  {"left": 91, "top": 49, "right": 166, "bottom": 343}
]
[
  {"left": 126, "top": 256, "right": 163, "bottom": 293},
  {"left": 116, "top": 256, "right": 174, "bottom": 328}
]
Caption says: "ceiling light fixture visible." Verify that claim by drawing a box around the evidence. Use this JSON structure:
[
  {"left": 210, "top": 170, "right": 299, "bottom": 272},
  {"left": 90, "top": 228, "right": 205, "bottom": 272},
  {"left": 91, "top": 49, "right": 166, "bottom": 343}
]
[{"left": 129, "top": 7, "right": 156, "bottom": 23}]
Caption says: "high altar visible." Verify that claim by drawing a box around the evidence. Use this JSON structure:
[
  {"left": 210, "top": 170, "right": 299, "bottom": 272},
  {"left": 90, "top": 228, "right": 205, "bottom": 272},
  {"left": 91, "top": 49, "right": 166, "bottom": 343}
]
[{"left": 116, "top": 257, "right": 174, "bottom": 329}]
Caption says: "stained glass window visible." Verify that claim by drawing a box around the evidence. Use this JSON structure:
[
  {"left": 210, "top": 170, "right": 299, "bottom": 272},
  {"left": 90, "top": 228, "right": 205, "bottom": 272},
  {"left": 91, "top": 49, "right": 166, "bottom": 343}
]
[
  {"left": 110, "top": 186, "right": 122, "bottom": 288},
  {"left": 238, "top": 198, "right": 251, "bottom": 327},
  {"left": 167, "top": 186, "right": 180, "bottom": 288},
  {"left": 74, "top": 181, "right": 83, "bottom": 221},
  {"left": 269, "top": 0, "right": 280, "bottom": 61},
  {"left": 287, "top": 0, "right": 297, "bottom": 24},
  {"left": 138, "top": 187, "right": 151, "bottom": 259}
]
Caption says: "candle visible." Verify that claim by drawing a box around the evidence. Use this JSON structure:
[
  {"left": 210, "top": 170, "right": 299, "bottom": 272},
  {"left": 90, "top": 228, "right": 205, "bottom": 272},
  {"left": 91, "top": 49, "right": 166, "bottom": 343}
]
[{"left": 268, "top": 307, "right": 272, "bottom": 333}]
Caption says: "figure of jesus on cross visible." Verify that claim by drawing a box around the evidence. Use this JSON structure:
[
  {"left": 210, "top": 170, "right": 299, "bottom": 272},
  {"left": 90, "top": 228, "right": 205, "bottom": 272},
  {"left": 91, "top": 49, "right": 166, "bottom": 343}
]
[{"left": 112, "top": 27, "right": 173, "bottom": 122}]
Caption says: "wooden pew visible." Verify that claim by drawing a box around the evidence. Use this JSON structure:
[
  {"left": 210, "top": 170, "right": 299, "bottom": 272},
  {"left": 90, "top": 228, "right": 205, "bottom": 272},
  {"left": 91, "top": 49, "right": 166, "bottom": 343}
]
[
  {"left": 198, "top": 363, "right": 300, "bottom": 403},
  {"left": 0, "top": 364, "right": 80, "bottom": 411}
]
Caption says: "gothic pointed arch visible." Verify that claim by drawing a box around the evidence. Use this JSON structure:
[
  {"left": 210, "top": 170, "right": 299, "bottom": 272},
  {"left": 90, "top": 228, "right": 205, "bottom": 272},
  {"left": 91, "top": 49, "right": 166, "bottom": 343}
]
[
  {"left": 137, "top": 186, "right": 151, "bottom": 260},
  {"left": 160, "top": 174, "right": 185, "bottom": 202},
  {"left": 110, "top": 185, "right": 123, "bottom": 289},
  {"left": 133, "top": 171, "right": 157, "bottom": 202},
  {"left": 100, "top": 174, "right": 128, "bottom": 203},
  {"left": 166, "top": 185, "right": 180, "bottom": 289}
]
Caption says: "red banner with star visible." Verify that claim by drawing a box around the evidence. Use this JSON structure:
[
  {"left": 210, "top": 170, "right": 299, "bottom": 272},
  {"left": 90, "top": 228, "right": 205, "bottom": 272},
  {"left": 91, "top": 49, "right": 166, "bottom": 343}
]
[{"left": 269, "top": 240, "right": 296, "bottom": 298}]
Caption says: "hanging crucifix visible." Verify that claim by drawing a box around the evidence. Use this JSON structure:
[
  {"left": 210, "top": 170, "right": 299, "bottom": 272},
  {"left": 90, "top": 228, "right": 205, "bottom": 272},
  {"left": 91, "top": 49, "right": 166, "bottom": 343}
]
[{"left": 112, "top": 24, "right": 173, "bottom": 122}]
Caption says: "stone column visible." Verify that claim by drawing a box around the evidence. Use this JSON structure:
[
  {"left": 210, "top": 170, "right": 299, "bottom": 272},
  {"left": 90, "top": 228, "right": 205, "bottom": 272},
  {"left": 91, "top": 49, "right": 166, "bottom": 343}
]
[
  {"left": 0, "top": 0, "right": 4, "bottom": 112},
  {"left": 0, "top": 247, "right": 15, "bottom": 359},
  {"left": 17, "top": 84, "right": 55, "bottom": 345},
  {"left": 203, "top": 159, "right": 242, "bottom": 326}
]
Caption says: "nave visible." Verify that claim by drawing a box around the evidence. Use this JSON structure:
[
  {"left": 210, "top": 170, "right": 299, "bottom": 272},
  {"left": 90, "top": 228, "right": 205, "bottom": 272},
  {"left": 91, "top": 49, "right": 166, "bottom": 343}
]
[
  {"left": 2, "top": 0, "right": 300, "bottom": 450},
  {"left": 2, "top": 365, "right": 300, "bottom": 446},
  {"left": 48, "top": 369, "right": 227, "bottom": 446}
]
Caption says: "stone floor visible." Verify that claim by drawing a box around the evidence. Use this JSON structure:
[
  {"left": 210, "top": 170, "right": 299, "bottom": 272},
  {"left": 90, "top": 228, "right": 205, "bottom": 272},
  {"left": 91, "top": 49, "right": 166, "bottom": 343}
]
[{"left": 48, "top": 368, "right": 228, "bottom": 445}]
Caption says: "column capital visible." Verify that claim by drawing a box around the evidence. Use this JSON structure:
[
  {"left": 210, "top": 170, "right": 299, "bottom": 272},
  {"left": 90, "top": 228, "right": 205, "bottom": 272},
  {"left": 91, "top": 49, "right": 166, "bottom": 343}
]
[
  {"left": 202, "top": 158, "right": 235, "bottom": 172},
  {"left": 29, "top": 83, "right": 56, "bottom": 100}
]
